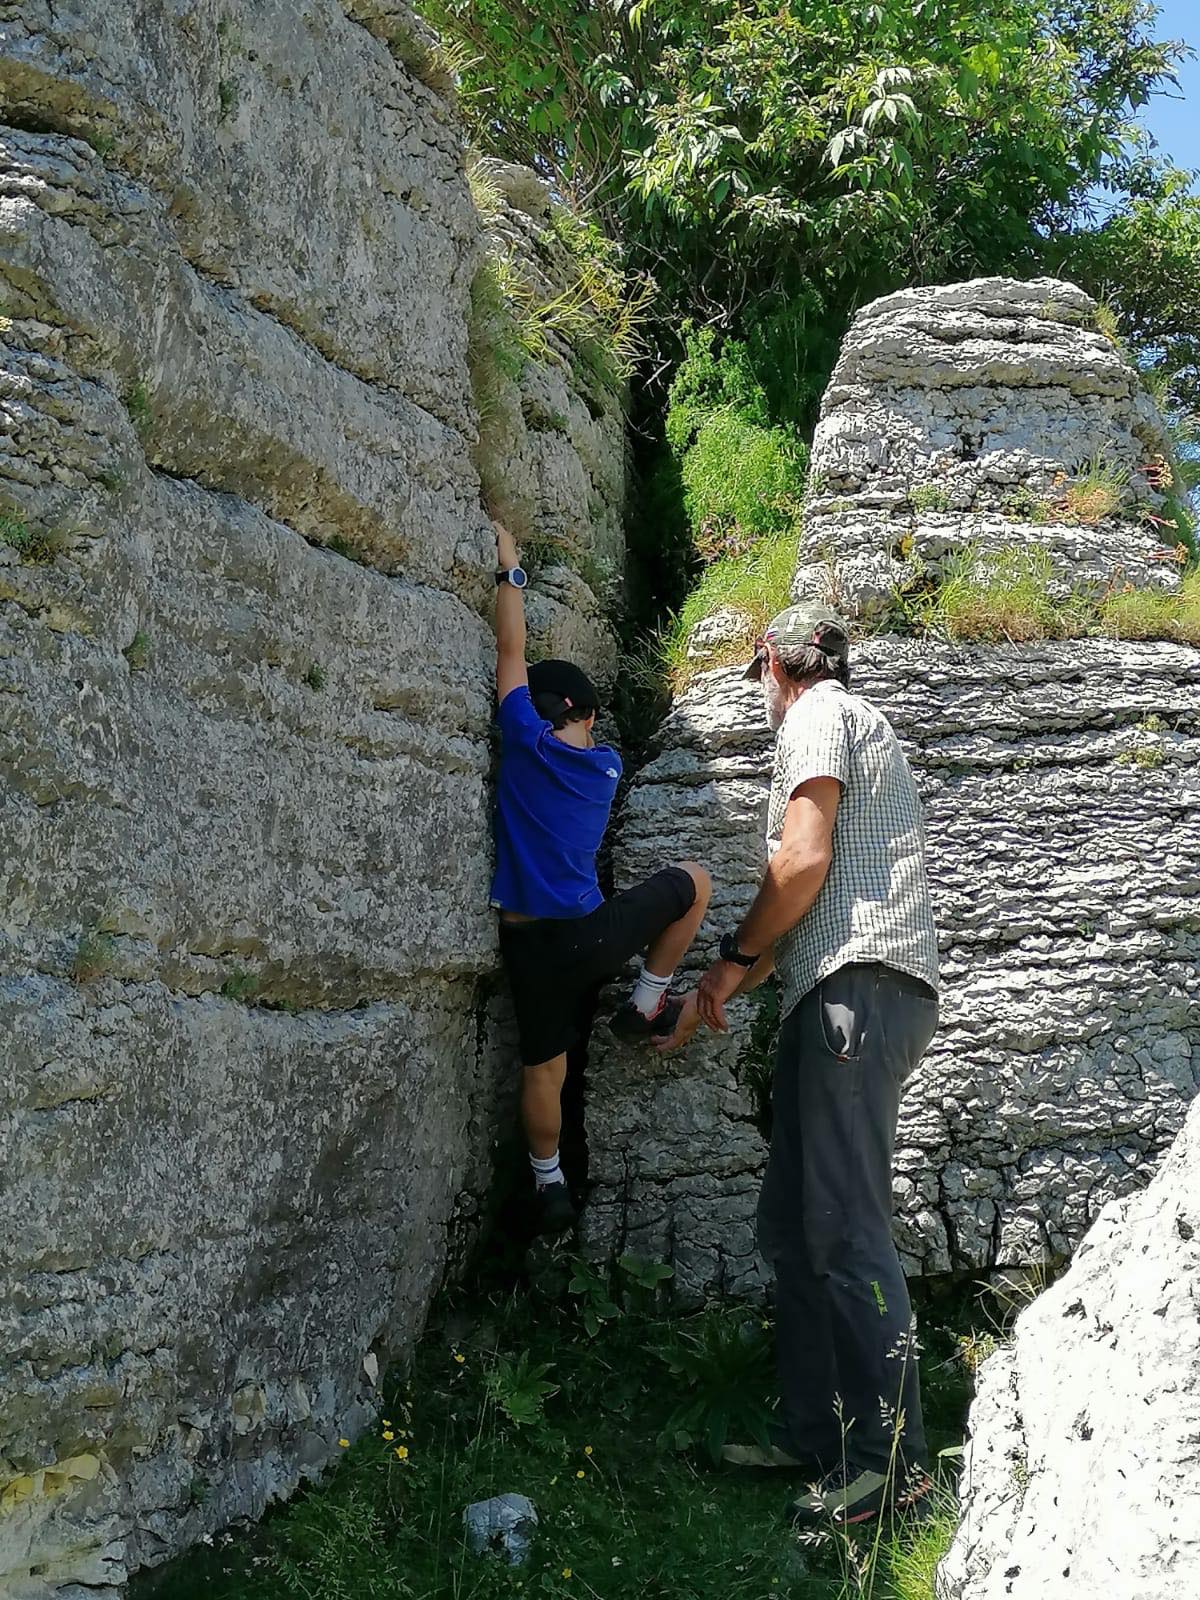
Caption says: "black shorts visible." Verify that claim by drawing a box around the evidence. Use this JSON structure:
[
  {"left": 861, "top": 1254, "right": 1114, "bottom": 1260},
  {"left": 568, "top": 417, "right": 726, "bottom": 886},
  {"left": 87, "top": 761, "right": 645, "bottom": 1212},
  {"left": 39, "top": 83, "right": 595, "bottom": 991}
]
[{"left": 498, "top": 867, "right": 697, "bottom": 1067}]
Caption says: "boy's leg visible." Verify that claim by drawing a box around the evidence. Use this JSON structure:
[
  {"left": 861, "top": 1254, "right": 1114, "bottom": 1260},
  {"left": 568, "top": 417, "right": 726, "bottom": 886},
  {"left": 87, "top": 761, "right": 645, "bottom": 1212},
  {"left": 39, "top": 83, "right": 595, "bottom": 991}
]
[
  {"left": 608, "top": 863, "right": 711, "bottom": 1035},
  {"left": 521, "top": 1053, "right": 568, "bottom": 1160},
  {"left": 643, "top": 862, "right": 711, "bottom": 979}
]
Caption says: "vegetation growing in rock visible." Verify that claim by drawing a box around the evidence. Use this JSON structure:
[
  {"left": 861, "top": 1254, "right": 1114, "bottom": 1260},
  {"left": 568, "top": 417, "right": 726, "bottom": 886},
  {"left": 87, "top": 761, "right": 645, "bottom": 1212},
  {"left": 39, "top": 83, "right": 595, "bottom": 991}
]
[
  {"left": 909, "top": 485, "right": 950, "bottom": 514},
  {"left": 221, "top": 967, "right": 261, "bottom": 1004},
  {"left": 124, "top": 379, "right": 153, "bottom": 435},
  {"left": 893, "top": 546, "right": 1200, "bottom": 647},
  {"left": 657, "top": 523, "right": 798, "bottom": 687},
  {"left": 0, "top": 512, "right": 68, "bottom": 564},
  {"left": 123, "top": 631, "right": 152, "bottom": 672},
  {"left": 72, "top": 930, "right": 117, "bottom": 983}
]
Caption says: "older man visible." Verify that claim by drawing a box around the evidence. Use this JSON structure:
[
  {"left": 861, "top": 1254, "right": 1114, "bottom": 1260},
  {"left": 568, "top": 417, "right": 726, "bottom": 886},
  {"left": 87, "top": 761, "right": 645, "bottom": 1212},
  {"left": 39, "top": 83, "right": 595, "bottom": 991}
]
[{"left": 669, "top": 602, "right": 940, "bottom": 1527}]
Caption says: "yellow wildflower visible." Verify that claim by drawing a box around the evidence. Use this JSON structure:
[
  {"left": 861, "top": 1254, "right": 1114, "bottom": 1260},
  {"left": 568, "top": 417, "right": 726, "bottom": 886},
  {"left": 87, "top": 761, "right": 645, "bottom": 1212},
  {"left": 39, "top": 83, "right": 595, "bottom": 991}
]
[
  {"left": 575, "top": 1470, "right": 585, "bottom": 1480},
  {"left": 583, "top": 1445, "right": 593, "bottom": 1456},
  {"left": 562, "top": 1568, "right": 573, "bottom": 1580},
  {"left": 453, "top": 1352, "right": 466, "bottom": 1364},
  {"left": 395, "top": 1445, "right": 409, "bottom": 1460},
  {"left": 338, "top": 1438, "right": 349, "bottom": 1448},
  {"left": 382, "top": 1431, "right": 394, "bottom": 1441}
]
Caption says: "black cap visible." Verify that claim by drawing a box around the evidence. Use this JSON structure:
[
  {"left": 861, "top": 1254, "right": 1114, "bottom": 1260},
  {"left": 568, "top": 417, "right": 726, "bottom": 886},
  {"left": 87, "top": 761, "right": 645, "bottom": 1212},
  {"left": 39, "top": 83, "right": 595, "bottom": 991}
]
[{"left": 528, "top": 658, "right": 600, "bottom": 713}]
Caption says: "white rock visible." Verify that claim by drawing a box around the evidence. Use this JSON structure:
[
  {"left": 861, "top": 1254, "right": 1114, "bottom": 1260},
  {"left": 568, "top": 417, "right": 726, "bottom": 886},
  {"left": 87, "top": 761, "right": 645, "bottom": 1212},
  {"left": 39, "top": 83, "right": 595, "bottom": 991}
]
[{"left": 938, "top": 1093, "right": 1200, "bottom": 1600}]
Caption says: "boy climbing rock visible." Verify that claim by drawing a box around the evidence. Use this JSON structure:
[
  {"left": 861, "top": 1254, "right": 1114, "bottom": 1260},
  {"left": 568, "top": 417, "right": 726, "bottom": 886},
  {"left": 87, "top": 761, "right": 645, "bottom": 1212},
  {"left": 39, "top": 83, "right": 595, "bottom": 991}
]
[{"left": 490, "top": 518, "right": 711, "bottom": 1234}]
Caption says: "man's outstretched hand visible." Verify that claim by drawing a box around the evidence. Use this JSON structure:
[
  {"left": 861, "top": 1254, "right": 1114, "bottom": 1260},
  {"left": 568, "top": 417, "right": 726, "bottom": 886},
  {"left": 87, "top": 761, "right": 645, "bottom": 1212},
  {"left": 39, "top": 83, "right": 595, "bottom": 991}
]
[
  {"left": 652, "top": 989, "right": 702, "bottom": 1055},
  {"left": 495, "top": 518, "right": 519, "bottom": 571},
  {"left": 696, "top": 958, "right": 743, "bottom": 1033}
]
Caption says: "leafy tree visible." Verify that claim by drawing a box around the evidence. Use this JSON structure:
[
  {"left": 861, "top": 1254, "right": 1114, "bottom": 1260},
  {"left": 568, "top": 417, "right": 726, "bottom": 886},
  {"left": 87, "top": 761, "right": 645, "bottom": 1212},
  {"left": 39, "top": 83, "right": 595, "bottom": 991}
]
[
  {"left": 428, "top": 0, "right": 1186, "bottom": 342},
  {"left": 1059, "top": 173, "right": 1200, "bottom": 416}
]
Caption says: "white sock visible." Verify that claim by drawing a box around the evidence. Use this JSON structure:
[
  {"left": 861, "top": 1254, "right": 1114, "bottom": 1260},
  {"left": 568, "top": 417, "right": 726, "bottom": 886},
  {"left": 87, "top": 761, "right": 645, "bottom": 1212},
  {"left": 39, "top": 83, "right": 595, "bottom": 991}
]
[
  {"left": 530, "top": 1151, "right": 565, "bottom": 1189},
  {"left": 630, "top": 967, "right": 672, "bottom": 1018}
]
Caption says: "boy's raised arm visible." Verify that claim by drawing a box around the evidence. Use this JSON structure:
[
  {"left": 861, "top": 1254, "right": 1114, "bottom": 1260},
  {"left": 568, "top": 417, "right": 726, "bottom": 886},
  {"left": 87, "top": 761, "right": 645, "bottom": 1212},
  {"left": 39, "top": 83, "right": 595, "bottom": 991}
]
[{"left": 494, "top": 519, "right": 528, "bottom": 701}]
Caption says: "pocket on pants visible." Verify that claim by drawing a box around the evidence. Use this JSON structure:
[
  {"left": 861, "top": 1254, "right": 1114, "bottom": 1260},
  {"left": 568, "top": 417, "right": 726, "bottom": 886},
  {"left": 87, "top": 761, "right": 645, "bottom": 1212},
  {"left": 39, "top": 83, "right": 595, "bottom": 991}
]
[{"left": 816, "top": 965, "right": 878, "bottom": 1061}]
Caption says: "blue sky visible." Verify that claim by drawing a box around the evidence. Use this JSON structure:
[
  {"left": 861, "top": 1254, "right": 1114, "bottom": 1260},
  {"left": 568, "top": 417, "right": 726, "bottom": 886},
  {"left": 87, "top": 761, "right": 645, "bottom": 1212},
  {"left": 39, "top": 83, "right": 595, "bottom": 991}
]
[{"left": 1142, "top": 0, "right": 1198, "bottom": 177}]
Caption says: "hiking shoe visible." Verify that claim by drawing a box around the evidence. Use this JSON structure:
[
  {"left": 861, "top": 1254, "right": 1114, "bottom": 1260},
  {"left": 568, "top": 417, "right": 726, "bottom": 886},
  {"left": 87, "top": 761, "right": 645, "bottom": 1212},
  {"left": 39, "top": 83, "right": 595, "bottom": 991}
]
[
  {"left": 722, "top": 1439, "right": 832, "bottom": 1474},
  {"left": 608, "top": 993, "right": 684, "bottom": 1043},
  {"left": 790, "top": 1461, "right": 932, "bottom": 1528},
  {"left": 533, "top": 1181, "right": 577, "bottom": 1236}
]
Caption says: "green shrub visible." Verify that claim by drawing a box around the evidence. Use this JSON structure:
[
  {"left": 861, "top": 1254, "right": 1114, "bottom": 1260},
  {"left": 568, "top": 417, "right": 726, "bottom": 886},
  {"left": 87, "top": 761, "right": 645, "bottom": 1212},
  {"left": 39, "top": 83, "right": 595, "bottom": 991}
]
[
  {"left": 665, "top": 323, "right": 769, "bottom": 453},
  {"left": 656, "top": 1309, "right": 776, "bottom": 1463},
  {"left": 910, "top": 483, "right": 950, "bottom": 513},
  {"left": 681, "top": 409, "right": 806, "bottom": 556}
]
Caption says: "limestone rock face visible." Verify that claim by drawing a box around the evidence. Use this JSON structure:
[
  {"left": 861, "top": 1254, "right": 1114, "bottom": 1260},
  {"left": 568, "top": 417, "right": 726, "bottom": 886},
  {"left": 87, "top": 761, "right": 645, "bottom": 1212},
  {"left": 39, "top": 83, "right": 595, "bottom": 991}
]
[
  {"left": 583, "top": 277, "right": 1200, "bottom": 1299},
  {"left": 795, "top": 277, "right": 1183, "bottom": 619},
  {"left": 938, "top": 1093, "right": 1200, "bottom": 1600},
  {"left": 0, "top": 4, "right": 626, "bottom": 1593}
]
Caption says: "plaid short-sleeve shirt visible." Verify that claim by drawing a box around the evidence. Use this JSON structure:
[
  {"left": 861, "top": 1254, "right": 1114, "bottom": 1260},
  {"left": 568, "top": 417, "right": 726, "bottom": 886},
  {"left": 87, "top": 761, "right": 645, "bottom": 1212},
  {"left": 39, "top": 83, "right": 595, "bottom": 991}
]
[{"left": 768, "top": 680, "right": 939, "bottom": 1019}]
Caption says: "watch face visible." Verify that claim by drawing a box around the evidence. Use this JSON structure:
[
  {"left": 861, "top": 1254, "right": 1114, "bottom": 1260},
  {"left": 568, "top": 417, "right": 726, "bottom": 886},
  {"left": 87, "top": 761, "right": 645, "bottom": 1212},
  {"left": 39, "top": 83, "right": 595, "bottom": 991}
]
[{"left": 509, "top": 566, "right": 528, "bottom": 588}]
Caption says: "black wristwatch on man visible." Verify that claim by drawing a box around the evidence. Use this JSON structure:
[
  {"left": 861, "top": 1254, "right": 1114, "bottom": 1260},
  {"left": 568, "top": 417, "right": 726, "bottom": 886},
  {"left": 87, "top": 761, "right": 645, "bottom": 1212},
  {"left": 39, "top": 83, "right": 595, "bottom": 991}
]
[
  {"left": 496, "top": 566, "right": 528, "bottom": 588},
  {"left": 719, "top": 931, "right": 758, "bottom": 968}
]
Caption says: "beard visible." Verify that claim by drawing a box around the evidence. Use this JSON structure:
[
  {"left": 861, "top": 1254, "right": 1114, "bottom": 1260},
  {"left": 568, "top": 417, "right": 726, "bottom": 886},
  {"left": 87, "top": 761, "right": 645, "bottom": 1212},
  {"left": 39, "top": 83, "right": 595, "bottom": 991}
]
[{"left": 762, "top": 674, "right": 787, "bottom": 733}]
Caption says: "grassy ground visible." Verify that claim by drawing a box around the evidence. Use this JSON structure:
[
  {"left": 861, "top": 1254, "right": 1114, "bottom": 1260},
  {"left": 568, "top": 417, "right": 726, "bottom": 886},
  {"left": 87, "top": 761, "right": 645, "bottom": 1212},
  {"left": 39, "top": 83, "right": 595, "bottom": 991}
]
[{"left": 138, "top": 1256, "right": 978, "bottom": 1600}]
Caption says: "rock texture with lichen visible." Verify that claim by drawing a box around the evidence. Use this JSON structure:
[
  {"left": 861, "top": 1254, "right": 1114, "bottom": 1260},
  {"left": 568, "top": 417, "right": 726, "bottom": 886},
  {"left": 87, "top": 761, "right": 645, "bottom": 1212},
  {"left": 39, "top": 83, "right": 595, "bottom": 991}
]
[
  {"left": 938, "top": 1092, "right": 1200, "bottom": 1600},
  {"left": 0, "top": 4, "right": 626, "bottom": 1593},
  {"left": 583, "top": 278, "right": 1200, "bottom": 1302}
]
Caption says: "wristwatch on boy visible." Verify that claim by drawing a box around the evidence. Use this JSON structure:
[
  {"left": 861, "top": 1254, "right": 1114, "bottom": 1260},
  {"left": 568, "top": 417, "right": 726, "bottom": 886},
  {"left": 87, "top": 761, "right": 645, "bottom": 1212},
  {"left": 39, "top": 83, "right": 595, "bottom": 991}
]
[
  {"left": 496, "top": 566, "right": 529, "bottom": 588},
  {"left": 719, "top": 932, "right": 758, "bottom": 968}
]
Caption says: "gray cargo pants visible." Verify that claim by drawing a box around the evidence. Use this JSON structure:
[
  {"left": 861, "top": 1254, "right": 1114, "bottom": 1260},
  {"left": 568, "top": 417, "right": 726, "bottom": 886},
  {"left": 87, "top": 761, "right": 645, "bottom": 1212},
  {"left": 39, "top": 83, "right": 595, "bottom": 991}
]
[{"left": 758, "top": 961, "right": 938, "bottom": 1473}]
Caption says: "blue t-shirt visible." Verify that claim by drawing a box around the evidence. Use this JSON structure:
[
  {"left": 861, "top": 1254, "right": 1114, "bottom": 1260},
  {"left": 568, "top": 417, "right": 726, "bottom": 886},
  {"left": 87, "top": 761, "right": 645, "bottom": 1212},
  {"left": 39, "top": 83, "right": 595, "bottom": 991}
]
[{"left": 490, "top": 686, "right": 622, "bottom": 919}]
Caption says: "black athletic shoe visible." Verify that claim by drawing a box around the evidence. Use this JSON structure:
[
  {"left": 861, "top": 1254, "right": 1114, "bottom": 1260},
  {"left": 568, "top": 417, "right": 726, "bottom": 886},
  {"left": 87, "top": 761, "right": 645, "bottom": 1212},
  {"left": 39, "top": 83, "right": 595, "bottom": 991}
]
[
  {"left": 790, "top": 1460, "right": 932, "bottom": 1527},
  {"left": 608, "top": 993, "right": 683, "bottom": 1043},
  {"left": 533, "top": 1181, "right": 577, "bottom": 1235}
]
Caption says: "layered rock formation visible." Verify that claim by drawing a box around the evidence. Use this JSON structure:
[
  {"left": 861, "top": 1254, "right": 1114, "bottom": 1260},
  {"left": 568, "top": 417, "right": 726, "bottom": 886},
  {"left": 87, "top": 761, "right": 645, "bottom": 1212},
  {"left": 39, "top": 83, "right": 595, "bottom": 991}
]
[
  {"left": 0, "top": 4, "right": 626, "bottom": 1592},
  {"left": 939, "top": 1092, "right": 1200, "bottom": 1600},
  {"left": 584, "top": 278, "right": 1200, "bottom": 1302}
]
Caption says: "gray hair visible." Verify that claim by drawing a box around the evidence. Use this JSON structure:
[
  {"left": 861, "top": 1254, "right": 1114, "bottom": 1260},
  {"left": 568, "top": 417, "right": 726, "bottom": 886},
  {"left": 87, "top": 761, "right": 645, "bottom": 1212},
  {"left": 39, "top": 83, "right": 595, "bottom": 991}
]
[{"left": 774, "top": 640, "right": 851, "bottom": 689}]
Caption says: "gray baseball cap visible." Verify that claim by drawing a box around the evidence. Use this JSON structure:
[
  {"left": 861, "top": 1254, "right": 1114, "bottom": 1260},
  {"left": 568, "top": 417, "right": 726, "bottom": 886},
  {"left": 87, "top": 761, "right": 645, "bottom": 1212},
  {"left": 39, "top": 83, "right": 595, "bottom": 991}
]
[{"left": 743, "top": 601, "right": 850, "bottom": 680}]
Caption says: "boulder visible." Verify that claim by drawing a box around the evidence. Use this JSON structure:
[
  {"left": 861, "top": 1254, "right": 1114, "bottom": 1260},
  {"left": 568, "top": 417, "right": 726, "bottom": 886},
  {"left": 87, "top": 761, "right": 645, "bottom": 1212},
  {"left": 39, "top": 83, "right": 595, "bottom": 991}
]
[{"left": 938, "top": 1092, "right": 1200, "bottom": 1600}]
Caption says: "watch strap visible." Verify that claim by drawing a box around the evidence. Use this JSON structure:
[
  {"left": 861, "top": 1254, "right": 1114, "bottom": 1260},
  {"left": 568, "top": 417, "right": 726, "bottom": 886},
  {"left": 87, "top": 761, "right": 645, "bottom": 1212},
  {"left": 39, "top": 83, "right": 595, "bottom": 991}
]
[{"left": 720, "top": 932, "right": 757, "bottom": 968}]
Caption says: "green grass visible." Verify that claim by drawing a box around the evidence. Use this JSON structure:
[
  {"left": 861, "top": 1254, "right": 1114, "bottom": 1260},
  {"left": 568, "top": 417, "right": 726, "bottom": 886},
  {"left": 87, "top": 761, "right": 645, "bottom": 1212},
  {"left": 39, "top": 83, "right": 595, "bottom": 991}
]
[
  {"left": 892, "top": 545, "right": 1200, "bottom": 647},
  {"left": 658, "top": 524, "right": 799, "bottom": 687},
  {"left": 682, "top": 412, "right": 807, "bottom": 558},
  {"left": 137, "top": 1268, "right": 973, "bottom": 1600}
]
